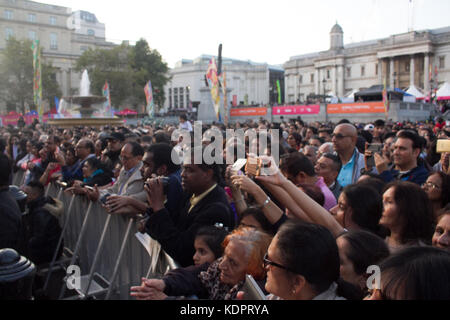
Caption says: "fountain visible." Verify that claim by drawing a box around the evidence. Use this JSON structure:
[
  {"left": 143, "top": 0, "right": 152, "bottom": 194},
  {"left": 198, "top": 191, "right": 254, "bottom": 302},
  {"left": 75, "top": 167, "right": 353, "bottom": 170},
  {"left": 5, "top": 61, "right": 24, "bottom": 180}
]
[{"left": 47, "top": 70, "right": 124, "bottom": 128}]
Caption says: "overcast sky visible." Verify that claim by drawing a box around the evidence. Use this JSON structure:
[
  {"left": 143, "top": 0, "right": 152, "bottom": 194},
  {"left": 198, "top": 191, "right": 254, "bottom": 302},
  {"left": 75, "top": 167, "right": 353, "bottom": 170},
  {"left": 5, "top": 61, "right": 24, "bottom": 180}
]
[{"left": 44, "top": 0, "right": 450, "bottom": 68}]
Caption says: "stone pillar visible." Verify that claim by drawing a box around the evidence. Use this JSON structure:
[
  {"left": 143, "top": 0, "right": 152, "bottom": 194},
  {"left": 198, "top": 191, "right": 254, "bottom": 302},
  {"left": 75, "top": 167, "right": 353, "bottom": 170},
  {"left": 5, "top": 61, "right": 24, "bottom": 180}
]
[
  {"left": 378, "top": 60, "right": 382, "bottom": 84},
  {"left": 390, "top": 58, "right": 395, "bottom": 89},
  {"left": 62, "top": 69, "right": 68, "bottom": 96},
  {"left": 338, "top": 65, "right": 344, "bottom": 97},
  {"left": 315, "top": 69, "right": 319, "bottom": 95},
  {"left": 332, "top": 66, "right": 337, "bottom": 95},
  {"left": 424, "top": 54, "right": 430, "bottom": 91},
  {"left": 410, "top": 55, "right": 415, "bottom": 87},
  {"left": 294, "top": 75, "right": 298, "bottom": 102}
]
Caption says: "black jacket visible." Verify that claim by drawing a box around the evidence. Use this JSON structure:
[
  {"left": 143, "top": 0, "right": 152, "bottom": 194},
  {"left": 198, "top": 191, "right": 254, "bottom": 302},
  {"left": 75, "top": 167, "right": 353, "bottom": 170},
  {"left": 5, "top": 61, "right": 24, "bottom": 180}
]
[
  {"left": 146, "top": 185, "right": 235, "bottom": 267},
  {"left": 23, "top": 196, "right": 63, "bottom": 265},
  {"left": 0, "top": 188, "right": 23, "bottom": 251}
]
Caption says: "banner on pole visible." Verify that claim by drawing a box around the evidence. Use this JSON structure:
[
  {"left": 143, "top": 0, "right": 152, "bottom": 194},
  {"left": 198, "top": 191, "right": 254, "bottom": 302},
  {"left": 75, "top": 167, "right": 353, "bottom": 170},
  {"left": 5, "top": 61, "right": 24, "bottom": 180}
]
[
  {"left": 206, "top": 57, "right": 220, "bottom": 121},
  {"left": 31, "top": 40, "right": 43, "bottom": 122},
  {"left": 144, "top": 81, "right": 155, "bottom": 118},
  {"left": 103, "top": 81, "right": 113, "bottom": 117}
]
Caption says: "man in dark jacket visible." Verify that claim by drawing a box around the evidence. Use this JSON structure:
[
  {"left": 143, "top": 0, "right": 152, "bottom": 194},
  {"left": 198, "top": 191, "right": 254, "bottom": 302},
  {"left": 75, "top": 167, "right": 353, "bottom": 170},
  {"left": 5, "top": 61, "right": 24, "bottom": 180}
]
[
  {"left": 23, "top": 181, "right": 63, "bottom": 265},
  {"left": 145, "top": 148, "right": 235, "bottom": 267},
  {"left": 0, "top": 154, "right": 22, "bottom": 251}
]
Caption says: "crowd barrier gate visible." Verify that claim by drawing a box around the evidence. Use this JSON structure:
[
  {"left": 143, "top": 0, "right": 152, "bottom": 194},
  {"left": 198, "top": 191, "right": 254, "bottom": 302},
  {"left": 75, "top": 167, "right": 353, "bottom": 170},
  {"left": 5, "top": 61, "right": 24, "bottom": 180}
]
[{"left": 12, "top": 171, "right": 177, "bottom": 300}]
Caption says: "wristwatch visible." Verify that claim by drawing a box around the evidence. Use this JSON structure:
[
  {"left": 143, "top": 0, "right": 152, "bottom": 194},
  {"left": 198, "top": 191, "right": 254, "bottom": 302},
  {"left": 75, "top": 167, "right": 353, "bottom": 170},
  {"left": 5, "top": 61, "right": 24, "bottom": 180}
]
[{"left": 258, "top": 196, "right": 271, "bottom": 209}]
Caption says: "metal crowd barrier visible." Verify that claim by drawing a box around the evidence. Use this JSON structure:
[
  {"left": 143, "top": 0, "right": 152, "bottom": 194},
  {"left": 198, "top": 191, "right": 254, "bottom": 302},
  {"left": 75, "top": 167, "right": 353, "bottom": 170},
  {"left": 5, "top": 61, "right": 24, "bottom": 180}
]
[{"left": 13, "top": 172, "right": 177, "bottom": 300}]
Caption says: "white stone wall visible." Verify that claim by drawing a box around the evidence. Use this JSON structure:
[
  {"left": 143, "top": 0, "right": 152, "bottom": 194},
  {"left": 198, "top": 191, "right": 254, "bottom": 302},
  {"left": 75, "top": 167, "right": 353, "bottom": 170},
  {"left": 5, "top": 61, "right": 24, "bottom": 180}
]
[{"left": 163, "top": 57, "right": 273, "bottom": 111}]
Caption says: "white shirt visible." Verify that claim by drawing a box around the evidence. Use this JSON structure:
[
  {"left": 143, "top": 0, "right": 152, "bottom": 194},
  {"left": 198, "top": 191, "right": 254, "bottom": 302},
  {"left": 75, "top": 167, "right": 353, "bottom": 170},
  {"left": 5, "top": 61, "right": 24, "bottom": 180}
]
[{"left": 179, "top": 121, "right": 193, "bottom": 132}]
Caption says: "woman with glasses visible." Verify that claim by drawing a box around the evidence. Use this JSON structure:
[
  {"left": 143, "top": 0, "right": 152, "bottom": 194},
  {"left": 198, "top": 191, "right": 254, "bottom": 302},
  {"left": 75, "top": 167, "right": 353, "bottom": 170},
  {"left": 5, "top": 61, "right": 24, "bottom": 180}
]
[
  {"left": 365, "top": 246, "right": 450, "bottom": 300},
  {"left": 422, "top": 172, "right": 450, "bottom": 219},
  {"left": 264, "top": 221, "right": 360, "bottom": 300},
  {"left": 130, "top": 227, "right": 272, "bottom": 300}
]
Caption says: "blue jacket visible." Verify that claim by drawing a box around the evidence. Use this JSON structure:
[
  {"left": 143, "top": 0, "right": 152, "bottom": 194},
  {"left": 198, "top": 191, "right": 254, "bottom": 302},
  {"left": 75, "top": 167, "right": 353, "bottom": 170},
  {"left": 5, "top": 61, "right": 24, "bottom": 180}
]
[{"left": 379, "top": 163, "right": 429, "bottom": 186}]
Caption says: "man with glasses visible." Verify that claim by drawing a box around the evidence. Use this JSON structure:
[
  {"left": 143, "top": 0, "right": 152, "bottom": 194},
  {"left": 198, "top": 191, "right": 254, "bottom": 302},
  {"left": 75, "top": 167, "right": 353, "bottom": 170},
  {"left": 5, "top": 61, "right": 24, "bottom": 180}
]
[
  {"left": 61, "top": 139, "right": 96, "bottom": 183},
  {"left": 332, "top": 124, "right": 368, "bottom": 187},
  {"left": 88, "top": 142, "right": 146, "bottom": 207}
]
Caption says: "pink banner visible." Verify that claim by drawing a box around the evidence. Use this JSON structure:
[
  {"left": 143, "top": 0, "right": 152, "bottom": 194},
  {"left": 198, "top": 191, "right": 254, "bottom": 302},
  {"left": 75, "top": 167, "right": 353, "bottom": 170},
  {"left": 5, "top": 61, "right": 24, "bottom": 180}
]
[
  {"left": 272, "top": 105, "right": 320, "bottom": 115},
  {"left": 1, "top": 115, "right": 52, "bottom": 126}
]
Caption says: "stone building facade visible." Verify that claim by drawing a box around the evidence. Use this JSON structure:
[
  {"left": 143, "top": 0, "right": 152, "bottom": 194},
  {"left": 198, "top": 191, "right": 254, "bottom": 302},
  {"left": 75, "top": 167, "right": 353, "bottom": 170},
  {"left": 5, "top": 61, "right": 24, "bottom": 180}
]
[
  {"left": 163, "top": 55, "right": 284, "bottom": 112},
  {"left": 0, "top": 0, "right": 114, "bottom": 101},
  {"left": 284, "top": 24, "right": 450, "bottom": 104}
]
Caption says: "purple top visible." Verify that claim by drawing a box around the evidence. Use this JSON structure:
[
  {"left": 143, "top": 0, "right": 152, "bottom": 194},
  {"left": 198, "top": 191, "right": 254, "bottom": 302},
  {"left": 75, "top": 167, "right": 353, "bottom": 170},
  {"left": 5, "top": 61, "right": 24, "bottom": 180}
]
[{"left": 315, "top": 177, "right": 337, "bottom": 211}]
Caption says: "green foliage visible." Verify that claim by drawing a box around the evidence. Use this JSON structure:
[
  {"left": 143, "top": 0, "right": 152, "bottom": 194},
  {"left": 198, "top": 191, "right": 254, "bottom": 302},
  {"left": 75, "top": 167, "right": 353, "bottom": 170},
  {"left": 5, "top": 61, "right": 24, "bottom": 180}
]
[
  {"left": 0, "top": 38, "right": 61, "bottom": 113},
  {"left": 75, "top": 39, "right": 169, "bottom": 110}
]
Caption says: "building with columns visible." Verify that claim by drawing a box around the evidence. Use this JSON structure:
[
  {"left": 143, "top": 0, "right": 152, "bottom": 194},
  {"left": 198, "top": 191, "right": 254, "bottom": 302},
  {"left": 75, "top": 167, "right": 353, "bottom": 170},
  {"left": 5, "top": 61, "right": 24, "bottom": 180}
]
[
  {"left": 163, "top": 55, "right": 284, "bottom": 112},
  {"left": 0, "top": 0, "right": 115, "bottom": 109},
  {"left": 284, "top": 23, "right": 450, "bottom": 103}
]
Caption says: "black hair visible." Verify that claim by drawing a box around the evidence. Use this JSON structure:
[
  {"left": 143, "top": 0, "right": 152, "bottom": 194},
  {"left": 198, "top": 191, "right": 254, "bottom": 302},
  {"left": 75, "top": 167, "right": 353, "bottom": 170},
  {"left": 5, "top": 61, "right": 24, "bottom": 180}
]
[
  {"left": 84, "top": 139, "right": 96, "bottom": 154},
  {"left": 153, "top": 131, "right": 171, "bottom": 145},
  {"left": 179, "top": 114, "right": 188, "bottom": 121},
  {"left": 382, "top": 132, "right": 396, "bottom": 142},
  {"left": 0, "top": 154, "right": 12, "bottom": 186},
  {"left": 298, "top": 183, "right": 325, "bottom": 207},
  {"left": 188, "top": 146, "right": 224, "bottom": 185},
  {"left": 85, "top": 157, "right": 103, "bottom": 171},
  {"left": 429, "top": 171, "right": 450, "bottom": 209},
  {"left": 26, "top": 180, "right": 45, "bottom": 197},
  {"left": 383, "top": 181, "right": 434, "bottom": 245},
  {"left": 337, "top": 119, "right": 351, "bottom": 125},
  {"left": 127, "top": 141, "right": 145, "bottom": 157},
  {"left": 277, "top": 221, "right": 356, "bottom": 298},
  {"left": 280, "top": 152, "right": 315, "bottom": 178},
  {"left": 339, "top": 230, "right": 390, "bottom": 276},
  {"left": 342, "top": 184, "right": 383, "bottom": 235},
  {"left": 378, "top": 246, "right": 450, "bottom": 300},
  {"left": 357, "top": 175, "right": 386, "bottom": 195},
  {"left": 195, "top": 225, "right": 229, "bottom": 260},
  {"left": 240, "top": 207, "right": 274, "bottom": 235},
  {"left": 307, "top": 126, "right": 318, "bottom": 135},
  {"left": 147, "top": 143, "right": 180, "bottom": 175},
  {"left": 396, "top": 130, "right": 422, "bottom": 150},
  {"left": 374, "top": 119, "right": 385, "bottom": 128},
  {"left": 322, "top": 153, "right": 342, "bottom": 173},
  {"left": 288, "top": 132, "right": 302, "bottom": 146}
]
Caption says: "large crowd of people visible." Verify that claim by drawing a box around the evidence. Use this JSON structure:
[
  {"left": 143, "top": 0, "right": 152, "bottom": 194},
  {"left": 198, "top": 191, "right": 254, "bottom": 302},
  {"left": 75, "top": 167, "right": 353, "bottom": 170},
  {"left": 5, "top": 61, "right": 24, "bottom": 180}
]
[{"left": 1, "top": 115, "right": 450, "bottom": 300}]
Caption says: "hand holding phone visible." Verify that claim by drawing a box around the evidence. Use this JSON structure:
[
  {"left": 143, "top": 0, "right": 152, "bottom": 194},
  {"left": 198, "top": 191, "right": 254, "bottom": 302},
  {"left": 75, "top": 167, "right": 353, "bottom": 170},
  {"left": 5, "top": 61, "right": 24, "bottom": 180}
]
[{"left": 241, "top": 275, "right": 266, "bottom": 300}]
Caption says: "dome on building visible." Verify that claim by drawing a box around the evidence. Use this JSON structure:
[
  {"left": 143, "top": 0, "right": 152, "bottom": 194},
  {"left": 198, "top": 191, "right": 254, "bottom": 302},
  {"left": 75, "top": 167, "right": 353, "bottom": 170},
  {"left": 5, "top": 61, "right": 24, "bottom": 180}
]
[{"left": 330, "top": 23, "right": 343, "bottom": 34}]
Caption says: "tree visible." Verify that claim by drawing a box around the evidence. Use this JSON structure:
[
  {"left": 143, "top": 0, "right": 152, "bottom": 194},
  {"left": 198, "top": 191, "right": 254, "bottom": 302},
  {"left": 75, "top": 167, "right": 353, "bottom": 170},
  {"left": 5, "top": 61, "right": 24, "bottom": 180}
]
[
  {"left": 75, "top": 39, "right": 169, "bottom": 111},
  {"left": 0, "top": 38, "right": 61, "bottom": 113}
]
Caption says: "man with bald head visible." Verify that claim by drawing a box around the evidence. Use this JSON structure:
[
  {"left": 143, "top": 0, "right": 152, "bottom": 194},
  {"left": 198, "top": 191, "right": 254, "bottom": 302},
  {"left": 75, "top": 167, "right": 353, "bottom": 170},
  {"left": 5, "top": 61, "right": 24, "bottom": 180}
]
[{"left": 332, "top": 124, "right": 369, "bottom": 187}]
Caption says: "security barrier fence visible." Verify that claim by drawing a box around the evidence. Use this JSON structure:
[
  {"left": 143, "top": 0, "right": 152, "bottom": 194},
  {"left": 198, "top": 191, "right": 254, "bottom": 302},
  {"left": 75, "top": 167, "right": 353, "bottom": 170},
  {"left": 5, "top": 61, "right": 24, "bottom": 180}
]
[{"left": 13, "top": 171, "right": 177, "bottom": 300}]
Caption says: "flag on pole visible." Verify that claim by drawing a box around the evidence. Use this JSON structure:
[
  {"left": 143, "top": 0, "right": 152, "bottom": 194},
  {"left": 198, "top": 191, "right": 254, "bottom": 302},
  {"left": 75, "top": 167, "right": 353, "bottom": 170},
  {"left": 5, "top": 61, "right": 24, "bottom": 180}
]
[
  {"left": 220, "top": 71, "right": 228, "bottom": 126},
  {"left": 103, "top": 81, "right": 112, "bottom": 117},
  {"left": 382, "top": 77, "right": 389, "bottom": 118},
  {"left": 276, "top": 80, "right": 282, "bottom": 105},
  {"left": 31, "top": 40, "right": 43, "bottom": 122},
  {"left": 206, "top": 57, "right": 221, "bottom": 121},
  {"left": 144, "top": 80, "right": 155, "bottom": 118}
]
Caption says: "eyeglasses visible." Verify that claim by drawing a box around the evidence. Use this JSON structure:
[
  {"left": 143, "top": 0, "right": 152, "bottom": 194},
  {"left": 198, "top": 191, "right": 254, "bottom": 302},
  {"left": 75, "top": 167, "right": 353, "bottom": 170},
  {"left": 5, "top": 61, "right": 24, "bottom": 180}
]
[
  {"left": 120, "top": 155, "right": 133, "bottom": 162},
  {"left": 263, "top": 253, "right": 298, "bottom": 274},
  {"left": 331, "top": 133, "right": 351, "bottom": 140},
  {"left": 422, "top": 182, "right": 441, "bottom": 190}
]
